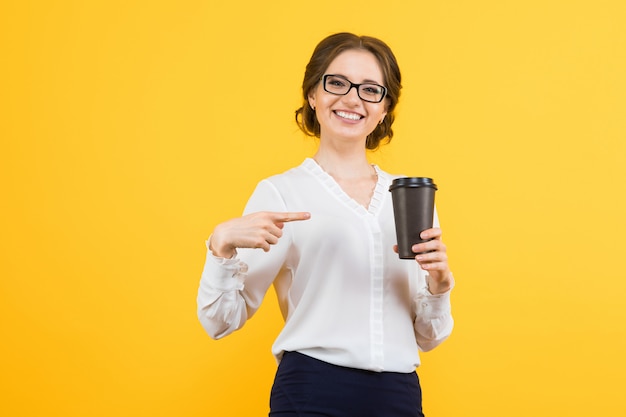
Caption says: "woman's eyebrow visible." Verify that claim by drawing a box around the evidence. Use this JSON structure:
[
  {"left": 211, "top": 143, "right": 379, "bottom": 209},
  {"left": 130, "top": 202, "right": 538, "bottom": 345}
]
[{"left": 331, "top": 74, "right": 383, "bottom": 84}]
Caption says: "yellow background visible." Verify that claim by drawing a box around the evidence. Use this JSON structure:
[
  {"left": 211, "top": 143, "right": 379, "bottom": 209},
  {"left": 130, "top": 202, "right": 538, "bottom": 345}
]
[{"left": 2, "top": 1, "right": 625, "bottom": 416}]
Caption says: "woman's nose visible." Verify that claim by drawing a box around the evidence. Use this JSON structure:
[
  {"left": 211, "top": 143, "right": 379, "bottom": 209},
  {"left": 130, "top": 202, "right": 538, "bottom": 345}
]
[{"left": 343, "top": 86, "right": 362, "bottom": 104}]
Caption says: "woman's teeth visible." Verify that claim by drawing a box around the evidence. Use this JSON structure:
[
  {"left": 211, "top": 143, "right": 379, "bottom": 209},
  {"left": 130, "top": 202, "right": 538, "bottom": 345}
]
[{"left": 335, "top": 111, "right": 362, "bottom": 121}]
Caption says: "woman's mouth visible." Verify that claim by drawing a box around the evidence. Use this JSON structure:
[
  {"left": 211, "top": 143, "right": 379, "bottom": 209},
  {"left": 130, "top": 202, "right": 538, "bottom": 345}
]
[{"left": 334, "top": 110, "right": 363, "bottom": 121}]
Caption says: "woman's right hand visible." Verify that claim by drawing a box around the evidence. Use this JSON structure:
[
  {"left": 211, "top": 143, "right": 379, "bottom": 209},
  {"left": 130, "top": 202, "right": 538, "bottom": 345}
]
[{"left": 209, "top": 211, "right": 311, "bottom": 258}]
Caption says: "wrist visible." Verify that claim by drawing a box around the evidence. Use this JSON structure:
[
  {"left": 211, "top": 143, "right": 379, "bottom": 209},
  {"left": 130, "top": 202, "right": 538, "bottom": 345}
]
[
  {"left": 427, "top": 272, "right": 454, "bottom": 295},
  {"left": 208, "top": 236, "right": 236, "bottom": 259}
]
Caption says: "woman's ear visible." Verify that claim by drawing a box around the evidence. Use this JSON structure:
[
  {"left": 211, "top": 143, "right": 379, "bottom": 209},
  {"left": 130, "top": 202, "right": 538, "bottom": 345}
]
[{"left": 308, "top": 92, "right": 316, "bottom": 111}]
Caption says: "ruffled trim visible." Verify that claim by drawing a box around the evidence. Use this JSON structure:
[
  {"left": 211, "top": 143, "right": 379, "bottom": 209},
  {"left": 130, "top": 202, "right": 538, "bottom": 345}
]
[
  {"left": 302, "top": 158, "right": 388, "bottom": 216},
  {"left": 369, "top": 165, "right": 386, "bottom": 215}
]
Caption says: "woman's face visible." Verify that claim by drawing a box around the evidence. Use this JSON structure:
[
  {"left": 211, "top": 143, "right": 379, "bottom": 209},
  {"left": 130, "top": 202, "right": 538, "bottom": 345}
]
[{"left": 308, "top": 49, "right": 388, "bottom": 145}]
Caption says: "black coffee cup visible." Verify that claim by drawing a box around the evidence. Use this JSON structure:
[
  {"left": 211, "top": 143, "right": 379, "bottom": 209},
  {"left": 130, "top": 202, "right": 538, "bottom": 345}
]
[{"left": 389, "top": 177, "right": 437, "bottom": 259}]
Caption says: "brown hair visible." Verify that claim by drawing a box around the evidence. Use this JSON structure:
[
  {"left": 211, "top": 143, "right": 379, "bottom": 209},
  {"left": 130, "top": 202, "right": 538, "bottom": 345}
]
[{"left": 295, "top": 32, "right": 402, "bottom": 150}]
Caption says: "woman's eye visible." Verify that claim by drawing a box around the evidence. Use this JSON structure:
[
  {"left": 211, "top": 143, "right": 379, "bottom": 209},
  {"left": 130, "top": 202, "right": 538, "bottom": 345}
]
[{"left": 363, "top": 86, "right": 382, "bottom": 94}]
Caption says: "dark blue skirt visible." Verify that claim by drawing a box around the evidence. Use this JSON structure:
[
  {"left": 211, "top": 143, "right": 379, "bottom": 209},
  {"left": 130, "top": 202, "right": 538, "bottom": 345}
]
[{"left": 269, "top": 351, "right": 424, "bottom": 417}]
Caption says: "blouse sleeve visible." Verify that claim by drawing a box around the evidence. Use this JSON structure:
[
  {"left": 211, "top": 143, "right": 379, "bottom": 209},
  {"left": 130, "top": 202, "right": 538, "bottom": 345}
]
[
  {"left": 196, "top": 180, "right": 291, "bottom": 339},
  {"left": 413, "top": 278, "right": 455, "bottom": 352},
  {"left": 411, "top": 207, "right": 455, "bottom": 352}
]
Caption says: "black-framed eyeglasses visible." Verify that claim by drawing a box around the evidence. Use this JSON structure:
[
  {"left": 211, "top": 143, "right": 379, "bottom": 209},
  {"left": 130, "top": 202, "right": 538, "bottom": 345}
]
[{"left": 322, "top": 74, "right": 387, "bottom": 103}]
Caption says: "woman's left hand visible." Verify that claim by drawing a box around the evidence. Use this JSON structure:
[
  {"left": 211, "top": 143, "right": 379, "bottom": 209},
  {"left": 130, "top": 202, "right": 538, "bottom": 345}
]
[{"left": 394, "top": 227, "right": 453, "bottom": 294}]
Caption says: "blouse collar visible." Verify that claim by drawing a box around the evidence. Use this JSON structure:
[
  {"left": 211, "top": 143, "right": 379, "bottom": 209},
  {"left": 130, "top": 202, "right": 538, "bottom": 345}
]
[{"left": 303, "top": 158, "right": 387, "bottom": 216}]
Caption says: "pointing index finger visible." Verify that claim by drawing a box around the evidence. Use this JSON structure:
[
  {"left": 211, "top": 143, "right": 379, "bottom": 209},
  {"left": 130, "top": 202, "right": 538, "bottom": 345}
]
[{"left": 275, "top": 212, "right": 311, "bottom": 222}]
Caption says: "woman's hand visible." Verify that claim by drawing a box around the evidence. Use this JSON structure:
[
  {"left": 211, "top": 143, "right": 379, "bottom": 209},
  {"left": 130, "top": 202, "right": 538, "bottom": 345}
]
[
  {"left": 394, "top": 227, "right": 453, "bottom": 294},
  {"left": 209, "top": 211, "right": 311, "bottom": 259}
]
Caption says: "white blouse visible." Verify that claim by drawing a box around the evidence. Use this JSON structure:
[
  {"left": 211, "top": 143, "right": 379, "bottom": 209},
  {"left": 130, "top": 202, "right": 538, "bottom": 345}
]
[{"left": 197, "top": 158, "right": 454, "bottom": 373}]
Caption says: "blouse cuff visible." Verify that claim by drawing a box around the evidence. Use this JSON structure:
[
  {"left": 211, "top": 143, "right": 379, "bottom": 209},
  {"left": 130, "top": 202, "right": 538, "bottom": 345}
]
[
  {"left": 416, "top": 273, "right": 455, "bottom": 318},
  {"left": 202, "top": 238, "right": 246, "bottom": 292}
]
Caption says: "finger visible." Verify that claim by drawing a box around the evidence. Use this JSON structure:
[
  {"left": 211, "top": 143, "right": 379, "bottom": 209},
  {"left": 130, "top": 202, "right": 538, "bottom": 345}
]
[
  {"left": 420, "top": 227, "right": 442, "bottom": 240},
  {"left": 412, "top": 242, "right": 433, "bottom": 255},
  {"left": 413, "top": 239, "right": 446, "bottom": 255},
  {"left": 418, "top": 261, "right": 448, "bottom": 271},
  {"left": 266, "top": 223, "right": 284, "bottom": 238},
  {"left": 250, "top": 235, "right": 272, "bottom": 252},
  {"left": 415, "top": 250, "right": 448, "bottom": 264},
  {"left": 264, "top": 232, "right": 280, "bottom": 246},
  {"left": 392, "top": 244, "right": 399, "bottom": 253},
  {"left": 272, "top": 212, "right": 311, "bottom": 223}
]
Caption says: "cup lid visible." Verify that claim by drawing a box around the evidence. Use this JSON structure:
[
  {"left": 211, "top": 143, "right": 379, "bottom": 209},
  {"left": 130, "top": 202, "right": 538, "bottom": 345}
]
[{"left": 389, "top": 177, "right": 437, "bottom": 191}]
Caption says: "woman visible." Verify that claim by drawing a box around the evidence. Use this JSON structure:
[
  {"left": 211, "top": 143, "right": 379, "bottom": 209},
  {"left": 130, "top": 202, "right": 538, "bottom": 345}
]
[{"left": 197, "top": 32, "right": 455, "bottom": 417}]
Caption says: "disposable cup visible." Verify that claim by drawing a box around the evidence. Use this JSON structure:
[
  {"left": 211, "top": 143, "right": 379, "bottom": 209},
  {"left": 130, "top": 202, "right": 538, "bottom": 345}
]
[{"left": 389, "top": 177, "right": 437, "bottom": 259}]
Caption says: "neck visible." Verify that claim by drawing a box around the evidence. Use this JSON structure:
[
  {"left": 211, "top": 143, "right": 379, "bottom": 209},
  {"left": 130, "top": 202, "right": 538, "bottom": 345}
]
[{"left": 313, "top": 142, "right": 372, "bottom": 179}]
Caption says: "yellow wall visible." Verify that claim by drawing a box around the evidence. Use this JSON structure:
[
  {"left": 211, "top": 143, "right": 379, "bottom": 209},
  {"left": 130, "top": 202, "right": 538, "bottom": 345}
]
[{"left": 2, "top": 1, "right": 625, "bottom": 416}]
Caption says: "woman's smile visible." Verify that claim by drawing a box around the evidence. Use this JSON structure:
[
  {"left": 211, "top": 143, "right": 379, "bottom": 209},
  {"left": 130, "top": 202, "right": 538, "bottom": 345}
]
[{"left": 334, "top": 110, "right": 363, "bottom": 121}]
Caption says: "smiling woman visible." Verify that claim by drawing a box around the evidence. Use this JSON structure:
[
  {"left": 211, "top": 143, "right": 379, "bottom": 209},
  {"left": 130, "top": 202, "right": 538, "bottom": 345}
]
[
  {"left": 307, "top": 49, "right": 389, "bottom": 146},
  {"left": 197, "top": 32, "right": 455, "bottom": 417},
  {"left": 3, "top": 1, "right": 623, "bottom": 416},
  {"left": 295, "top": 33, "right": 402, "bottom": 150}
]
